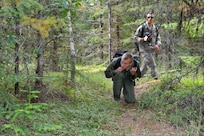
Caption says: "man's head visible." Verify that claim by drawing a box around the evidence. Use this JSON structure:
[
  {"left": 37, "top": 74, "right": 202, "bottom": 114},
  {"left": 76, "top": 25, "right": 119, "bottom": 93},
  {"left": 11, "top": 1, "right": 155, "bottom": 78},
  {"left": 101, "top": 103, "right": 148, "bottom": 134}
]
[
  {"left": 120, "top": 53, "right": 133, "bottom": 70},
  {"left": 146, "top": 12, "right": 154, "bottom": 25}
]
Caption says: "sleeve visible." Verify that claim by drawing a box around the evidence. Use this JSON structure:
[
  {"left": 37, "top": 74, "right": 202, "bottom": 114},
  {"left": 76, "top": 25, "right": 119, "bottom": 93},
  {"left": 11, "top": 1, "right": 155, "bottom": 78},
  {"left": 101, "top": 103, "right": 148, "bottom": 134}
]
[
  {"left": 156, "top": 34, "right": 162, "bottom": 46},
  {"left": 135, "top": 62, "right": 141, "bottom": 78},
  {"left": 104, "top": 59, "right": 118, "bottom": 78},
  {"left": 155, "top": 26, "right": 161, "bottom": 46},
  {"left": 130, "top": 60, "right": 141, "bottom": 80},
  {"left": 134, "top": 25, "right": 143, "bottom": 43}
]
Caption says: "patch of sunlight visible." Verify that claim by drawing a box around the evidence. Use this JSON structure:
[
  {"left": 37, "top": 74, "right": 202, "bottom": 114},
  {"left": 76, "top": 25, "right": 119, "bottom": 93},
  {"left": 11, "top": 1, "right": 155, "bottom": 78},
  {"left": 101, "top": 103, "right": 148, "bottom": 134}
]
[
  {"left": 181, "top": 76, "right": 203, "bottom": 87},
  {"left": 77, "top": 64, "right": 105, "bottom": 73}
]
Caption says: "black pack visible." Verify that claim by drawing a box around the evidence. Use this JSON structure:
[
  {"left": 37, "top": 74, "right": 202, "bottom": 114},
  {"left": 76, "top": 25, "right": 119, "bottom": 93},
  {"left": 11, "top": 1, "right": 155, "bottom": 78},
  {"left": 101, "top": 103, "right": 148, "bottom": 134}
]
[
  {"left": 113, "top": 50, "right": 127, "bottom": 58},
  {"left": 104, "top": 50, "right": 141, "bottom": 79},
  {"left": 112, "top": 50, "right": 140, "bottom": 70}
]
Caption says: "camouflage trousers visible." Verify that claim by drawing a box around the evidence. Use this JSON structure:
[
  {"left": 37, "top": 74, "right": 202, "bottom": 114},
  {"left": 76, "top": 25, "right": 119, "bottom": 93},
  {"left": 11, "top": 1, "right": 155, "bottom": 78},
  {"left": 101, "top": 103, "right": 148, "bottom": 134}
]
[{"left": 140, "top": 52, "right": 158, "bottom": 79}]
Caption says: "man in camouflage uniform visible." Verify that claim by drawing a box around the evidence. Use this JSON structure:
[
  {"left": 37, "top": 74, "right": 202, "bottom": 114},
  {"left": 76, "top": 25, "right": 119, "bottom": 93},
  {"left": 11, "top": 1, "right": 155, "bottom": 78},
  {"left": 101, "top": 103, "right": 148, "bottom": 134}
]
[{"left": 134, "top": 11, "right": 161, "bottom": 80}]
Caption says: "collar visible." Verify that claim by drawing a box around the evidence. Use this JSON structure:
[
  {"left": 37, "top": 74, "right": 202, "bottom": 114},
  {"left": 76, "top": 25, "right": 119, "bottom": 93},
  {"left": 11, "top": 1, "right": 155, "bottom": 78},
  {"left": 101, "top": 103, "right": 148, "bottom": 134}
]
[{"left": 145, "top": 21, "right": 153, "bottom": 29}]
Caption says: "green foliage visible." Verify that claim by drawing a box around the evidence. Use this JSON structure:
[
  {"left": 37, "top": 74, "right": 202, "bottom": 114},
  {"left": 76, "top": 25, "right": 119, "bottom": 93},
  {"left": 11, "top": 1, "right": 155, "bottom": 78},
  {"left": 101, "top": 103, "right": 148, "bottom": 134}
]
[
  {"left": 0, "top": 0, "right": 204, "bottom": 135},
  {"left": 0, "top": 65, "right": 121, "bottom": 135},
  {"left": 20, "top": 89, "right": 40, "bottom": 103},
  {"left": 1, "top": 63, "right": 204, "bottom": 135},
  {"left": 183, "top": 17, "right": 204, "bottom": 38},
  {"left": 1, "top": 103, "right": 55, "bottom": 136},
  {"left": 46, "top": 100, "right": 119, "bottom": 135},
  {"left": 18, "top": 0, "right": 44, "bottom": 14},
  {"left": 178, "top": 56, "right": 201, "bottom": 65},
  {"left": 0, "top": 91, "right": 18, "bottom": 112},
  {"left": 0, "top": 64, "right": 120, "bottom": 135},
  {"left": 162, "top": 23, "right": 177, "bottom": 30},
  {"left": 88, "top": 36, "right": 104, "bottom": 44},
  {"left": 72, "top": 64, "right": 112, "bottom": 100},
  {"left": 139, "top": 74, "right": 204, "bottom": 129},
  {"left": 33, "top": 123, "right": 62, "bottom": 132}
]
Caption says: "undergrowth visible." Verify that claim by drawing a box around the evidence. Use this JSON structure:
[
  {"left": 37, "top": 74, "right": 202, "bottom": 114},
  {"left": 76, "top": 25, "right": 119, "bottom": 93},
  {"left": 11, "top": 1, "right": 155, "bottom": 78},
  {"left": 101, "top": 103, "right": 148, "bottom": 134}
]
[
  {"left": 139, "top": 72, "right": 204, "bottom": 135},
  {"left": 0, "top": 64, "right": 121, "bottom": 136},
  {"left": 1, "top": 64, "right": 203, "bottom": 135}
]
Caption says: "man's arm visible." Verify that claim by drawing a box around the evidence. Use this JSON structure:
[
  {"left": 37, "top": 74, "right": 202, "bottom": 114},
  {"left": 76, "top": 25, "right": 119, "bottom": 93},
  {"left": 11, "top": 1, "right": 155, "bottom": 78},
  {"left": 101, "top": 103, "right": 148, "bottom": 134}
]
[
  {"left": 153, "top": 26, "right": 162, "bottom": 51},
  {"left": 104, "top": 58, "right": 118, "bottom": 78},
  {"left": 156, "top": 34, "right": 161, "bottom": 46},
  {"left": 134, "top": 25, "right": 145, "bottom": 43},
  {"left": 129, "top": 61, "right": 141, "bottom": 79}
]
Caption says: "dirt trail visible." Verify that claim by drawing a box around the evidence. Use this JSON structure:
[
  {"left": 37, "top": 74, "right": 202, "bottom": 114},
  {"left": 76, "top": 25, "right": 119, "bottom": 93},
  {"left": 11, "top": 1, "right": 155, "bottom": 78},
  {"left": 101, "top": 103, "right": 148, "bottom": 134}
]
[{"left": 116, "top": 80, "right": 185, "bottom": 136}]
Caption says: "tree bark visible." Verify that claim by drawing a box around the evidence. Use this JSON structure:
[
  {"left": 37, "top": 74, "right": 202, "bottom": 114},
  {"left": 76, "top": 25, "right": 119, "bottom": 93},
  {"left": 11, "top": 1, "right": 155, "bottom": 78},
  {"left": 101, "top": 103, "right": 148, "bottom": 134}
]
[
  {"left": 67, "top": 11, "right": 76, "bottom": 86},
  {"left": 116, "top": 17, "right": 120, "bottom": 51},
  {"left": 108, "top": 0, "right": 112, "bottom": 63},
  {"left": 177, "top": 8, "right": 183, "bottom": 34},
  {"left": 35, "top": 33, "right": 44, "bottom": 91},
  {"left": 51, "top": 39, "right": 59, "bottom": 71},
  {"left": 13, "top": 3, "right": 21, "bottom": 95},
  {"left": 135, "top": 0, "right": 140, "bottom": 20},
  {"left": 99, "top": 1, "right": 104, "bottom": 60},
  {"left": 14, "top": 18, "right": 20, "bottom": 95},
  {"left": 35, "top": 2, "right": 44, "bottom": 92}
]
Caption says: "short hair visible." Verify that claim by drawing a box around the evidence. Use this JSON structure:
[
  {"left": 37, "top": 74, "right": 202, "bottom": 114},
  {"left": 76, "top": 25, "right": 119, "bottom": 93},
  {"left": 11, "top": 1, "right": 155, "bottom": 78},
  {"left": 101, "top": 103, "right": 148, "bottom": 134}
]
[
  {"left": 147, "top": 10, "right": 154, "bottom": 14},
  {"left": 122, "top": 52, "right": 133, "bottom": 62},
  {"left": 145, "top": 11, "right": 154, "bottom": 18}
]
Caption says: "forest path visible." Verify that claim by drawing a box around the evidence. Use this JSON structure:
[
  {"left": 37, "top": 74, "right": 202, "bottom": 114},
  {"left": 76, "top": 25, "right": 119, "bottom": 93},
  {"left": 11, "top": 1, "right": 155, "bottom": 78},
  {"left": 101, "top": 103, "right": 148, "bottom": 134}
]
[{"left": 115, "top": 80, "right": 185, "bottom": 136}]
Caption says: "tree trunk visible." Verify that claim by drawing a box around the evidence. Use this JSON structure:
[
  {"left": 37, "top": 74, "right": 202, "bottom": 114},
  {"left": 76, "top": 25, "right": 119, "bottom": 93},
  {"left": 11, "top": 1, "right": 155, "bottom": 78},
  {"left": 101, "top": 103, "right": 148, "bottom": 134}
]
[
  {"left": 177, "top": 8, "right": 183, "bottom": 34},
  {"left": 116, "top": 18, "right": 120, "bottom": 51},
  {"left": 13, "top": 3, "right": 21, "bottom": 95},
  {"left": 99, "top": 1, "right": 104, "bottom": 60},
  {"left": 135, "top": 0, "right": 140, "bottom": 19},
  {"left": 67, "top": 11, "right": 76, "bottom": 87},
  {"left": 35, "top": 34, "right": 44, "bottom": 91},
  {"left": 51, "top": 39, "right": 59, "bottom": 71},
  {"left": 108, "top": 0, "right": 112, "bottom": 63},
  {"left": 14, "top": 21, "right": 20, "bottom": 95},
  {"left": 34, "top": 2, "right": 44, "bottom": 93},
  {"left": 168, "top": 43, "right": 172, "bottom": 68}
]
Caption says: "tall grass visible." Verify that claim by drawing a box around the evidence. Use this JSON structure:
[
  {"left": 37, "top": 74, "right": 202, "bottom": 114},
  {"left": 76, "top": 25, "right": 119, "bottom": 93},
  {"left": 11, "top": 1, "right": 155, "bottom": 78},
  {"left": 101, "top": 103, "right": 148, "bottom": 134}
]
[{"left": 139, "top": 72, "right": 204, "bottom": 135}]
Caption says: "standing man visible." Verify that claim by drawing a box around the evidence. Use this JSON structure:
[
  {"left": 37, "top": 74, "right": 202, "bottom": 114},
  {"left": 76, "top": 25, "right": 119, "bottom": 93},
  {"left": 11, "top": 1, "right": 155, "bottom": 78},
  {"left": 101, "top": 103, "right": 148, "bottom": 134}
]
[
  {"left": 104, "top": 53, "right": 141, "bottom": 103},
  {"left": 134, "top": 11, "right": 161, "bottom": 80}
]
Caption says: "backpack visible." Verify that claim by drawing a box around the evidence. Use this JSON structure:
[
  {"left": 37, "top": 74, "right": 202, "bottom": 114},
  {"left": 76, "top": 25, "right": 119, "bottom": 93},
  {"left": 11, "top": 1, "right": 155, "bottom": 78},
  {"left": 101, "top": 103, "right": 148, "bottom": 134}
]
[
  {"left": 104, "top": 50, "right": 141, "bottom": 78},
  {"left": 113, "top": 50, "right": 127, "bottom": 58},
  {"left": 112, "top": 50, "right": 140, "bottom": 70}
]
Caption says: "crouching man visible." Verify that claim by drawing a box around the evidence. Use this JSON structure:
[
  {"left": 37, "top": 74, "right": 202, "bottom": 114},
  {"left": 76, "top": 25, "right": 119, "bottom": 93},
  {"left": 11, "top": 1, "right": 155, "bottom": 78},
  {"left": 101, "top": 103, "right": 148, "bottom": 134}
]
[{"left": 104, "top": 52, "right": 141, "bottom": 103}]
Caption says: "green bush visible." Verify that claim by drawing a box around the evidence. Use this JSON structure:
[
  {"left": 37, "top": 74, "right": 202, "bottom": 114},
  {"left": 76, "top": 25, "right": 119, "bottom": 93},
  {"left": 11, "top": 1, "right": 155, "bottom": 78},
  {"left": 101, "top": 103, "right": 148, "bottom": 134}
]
[{"left": 139, "top": 74, "right": 203, "bottom": 129}]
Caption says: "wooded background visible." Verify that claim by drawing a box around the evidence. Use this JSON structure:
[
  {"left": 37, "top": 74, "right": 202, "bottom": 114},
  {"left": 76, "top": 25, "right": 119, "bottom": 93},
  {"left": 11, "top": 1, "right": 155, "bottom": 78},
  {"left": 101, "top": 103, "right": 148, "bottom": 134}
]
[{"left": 0, "top": 0, "right": 203, "bottom": 101}]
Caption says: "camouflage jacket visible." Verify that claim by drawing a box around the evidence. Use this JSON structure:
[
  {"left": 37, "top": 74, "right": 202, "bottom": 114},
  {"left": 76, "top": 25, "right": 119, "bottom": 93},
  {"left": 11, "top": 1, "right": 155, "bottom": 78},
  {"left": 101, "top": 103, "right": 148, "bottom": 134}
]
[{"left": 134, "top": 22, "right": 161, "bottom": 53}]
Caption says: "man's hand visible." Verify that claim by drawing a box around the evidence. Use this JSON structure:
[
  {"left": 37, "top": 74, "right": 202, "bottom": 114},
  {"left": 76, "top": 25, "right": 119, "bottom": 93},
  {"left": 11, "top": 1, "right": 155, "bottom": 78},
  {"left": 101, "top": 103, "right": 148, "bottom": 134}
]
[
  {"left": 115, "top": 67, "right": 123, "bottom": 73},
  {"left": 143, "top": 36, "right": 148, "bottom": 42},
  {"left": 129, "top": 67, "right": 137, "bottom": 75},
  {"left": 147, "top": 36, "right": 152, "bottom": 42},
  {"left": 153, "top": 45, "right": 159, "bottom": 51}
]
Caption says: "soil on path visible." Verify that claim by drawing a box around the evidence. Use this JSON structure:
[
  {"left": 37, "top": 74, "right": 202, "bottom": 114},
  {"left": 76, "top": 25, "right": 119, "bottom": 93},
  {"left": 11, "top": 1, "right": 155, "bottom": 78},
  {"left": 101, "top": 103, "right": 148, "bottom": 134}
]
[{"left": 115, "top": 80, "right": 185, "bottom": 136}]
